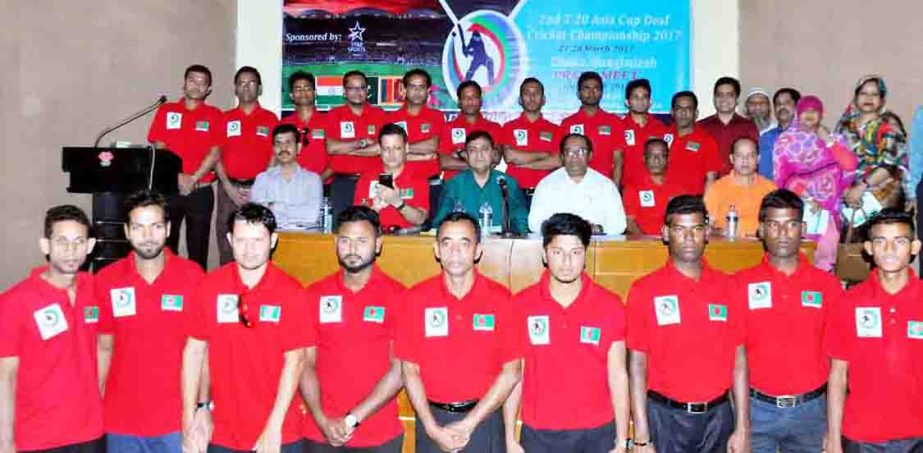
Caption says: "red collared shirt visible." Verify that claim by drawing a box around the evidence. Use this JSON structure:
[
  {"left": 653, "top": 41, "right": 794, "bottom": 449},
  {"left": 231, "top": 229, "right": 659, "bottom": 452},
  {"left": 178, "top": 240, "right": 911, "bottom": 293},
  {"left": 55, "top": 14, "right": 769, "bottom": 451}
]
[
  {"left": 220, "top": 104, "right": 280, "bottom": 180},
  {"left": 148, "top": 99, "right": 223, "bottom": 183},
  {"left": 0, "top": 267, "right": 103, "bottom": 451},
  {"left": 439, "top": 114, "right": 504, "bottom": 181},
  {"left": 620, "top": 114, "right": 670, "bottom": 187},
  {"left": 394, "top": 272, "right": 520, "bottom": 402},
  {"left": 696, "top": 113, "right": 759, "bottom": 175},
  {"left": 622, "top": 173, "right": 683, "bottom": 235},
  {"left": 736, "top": 254, "right": 842, "bottom": 396},
  {"left": 187, "top": 262, "right": 314, "bottom": 450},
  {"left": 626, "top": 261, "right": 743, "bottom": 401},
  {"left": 500, "top": 114, "right": 563, "bottom": 189},
  {"left": 302, "top": 267, "right": 405, "bottom": 447},
  {"left": 825, "top": 270, "right": 923, "bottom": 443},
  {"left": 514, "top": 272, "right": 625, "bottom": 430},
  {"left": 388, "top": 105, "right": 446, "bottom": 178},
  {"left": 353, "top": 167, "right": 430, "bottom": 229},
  {"left": 94, "top": 251, "right": 205, "bottom": 436},
  {"left": 560, "top": 109, "right": 626, "bottom": 179},
  {"left": 664, "top": 127, "right": 723, "bottom": 195},
  {"left": 326, "top": 103, "right": 388, "bottom": 175},
  {"left": 280, "top": 110, "right": 330, "bottom": 180}
]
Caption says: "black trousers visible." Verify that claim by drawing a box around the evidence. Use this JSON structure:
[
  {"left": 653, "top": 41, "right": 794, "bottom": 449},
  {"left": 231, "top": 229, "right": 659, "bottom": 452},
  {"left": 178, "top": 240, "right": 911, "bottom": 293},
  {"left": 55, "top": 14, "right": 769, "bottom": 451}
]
[
  {"left": 21, "top": 437, "right": 104, "bottom": 453},
  {"left": 415, "top": 406, "right": 504, "bottom": 453},
  {"left": 166, "top": 185, "right": 213, "bottom": 270},
  {"left": 843, "top": 436, "right": 923, "bottom": 453},
  {"left": 207, "top": 439, "right": 304, "bottom": 453},
  {"left": 303, "top": 435, "right": 403, "bottom": 453},
  {"left": 648, "top": 397, "right": 734, "bottom": 453},
  {"left": 520, "top": 421, "right": 616, "bottom": 453}
]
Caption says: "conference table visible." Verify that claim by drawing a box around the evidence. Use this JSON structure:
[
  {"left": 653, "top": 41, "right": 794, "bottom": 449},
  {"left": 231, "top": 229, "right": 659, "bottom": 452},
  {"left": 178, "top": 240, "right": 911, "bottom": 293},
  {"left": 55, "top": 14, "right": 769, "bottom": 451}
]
[{"left": 274, "top": 232, "right": 814, "bottom": 452}]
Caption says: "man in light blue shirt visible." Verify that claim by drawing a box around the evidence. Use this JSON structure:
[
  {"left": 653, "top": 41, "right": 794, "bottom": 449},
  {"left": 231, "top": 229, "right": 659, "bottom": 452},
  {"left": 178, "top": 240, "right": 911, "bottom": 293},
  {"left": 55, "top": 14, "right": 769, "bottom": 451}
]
[
  {"left": 758, "top": 88, "right": 801, "bottom": 180},
  {"left": 251, "top": 124, "right": 323, "bottom": 230}
]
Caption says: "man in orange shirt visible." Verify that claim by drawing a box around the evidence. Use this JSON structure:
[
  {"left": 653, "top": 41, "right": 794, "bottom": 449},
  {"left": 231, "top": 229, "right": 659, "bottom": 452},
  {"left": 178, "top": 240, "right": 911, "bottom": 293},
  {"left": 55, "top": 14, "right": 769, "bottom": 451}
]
[{"left": 704, "top": 137, "right": 777, "bottom": 237}]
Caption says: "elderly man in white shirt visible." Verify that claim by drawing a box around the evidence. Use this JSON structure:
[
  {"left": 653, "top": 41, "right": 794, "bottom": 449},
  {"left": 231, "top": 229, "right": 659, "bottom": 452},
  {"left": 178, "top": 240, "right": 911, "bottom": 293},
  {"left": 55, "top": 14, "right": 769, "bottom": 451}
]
[
  {"left": 251, "top": 124, "right": 323, "bottom": 230},
  {"left": 528, "top": 133, "right": 627, "bottom": 234}
]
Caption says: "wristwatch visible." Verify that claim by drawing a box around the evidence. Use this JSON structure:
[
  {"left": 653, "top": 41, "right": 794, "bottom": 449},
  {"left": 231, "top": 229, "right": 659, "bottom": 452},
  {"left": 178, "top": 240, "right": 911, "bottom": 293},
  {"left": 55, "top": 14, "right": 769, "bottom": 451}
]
[
  {"left": 344, "top": 413, "right": 360, "bottom": 428},
  {"left": 196, "top": 401, "right": 214, "bottom": 411},
  {"left": 357, "top": 138, "right": 368, "bottom": 149}
]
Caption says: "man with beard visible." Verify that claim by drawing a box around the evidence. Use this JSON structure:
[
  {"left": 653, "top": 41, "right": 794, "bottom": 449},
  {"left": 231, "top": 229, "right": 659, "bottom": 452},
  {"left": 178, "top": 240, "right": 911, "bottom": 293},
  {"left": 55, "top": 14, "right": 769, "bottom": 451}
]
[
  {"left": 94, "top": 190, "right": 206, "bottom": 452},
  {"left": 744, "top": 88, "right": 775, "bottom": 135},
  {"left": 0, "top": 206, "right": 103, "bottom": 453},
  {"left": 560, "top": 71, "right": 626, "bottom": 182},
  {"left": 301, "top": 206, "right": 406, "bottom": 452},
  {"left": 758, "top": 88, "right": 801, "bottom": 179},
  {"left": 439, "top": 81, "right": 503, "bottom": 181},
  {"left": 251, "top": 124, "right": 323, "bottom": 231}
]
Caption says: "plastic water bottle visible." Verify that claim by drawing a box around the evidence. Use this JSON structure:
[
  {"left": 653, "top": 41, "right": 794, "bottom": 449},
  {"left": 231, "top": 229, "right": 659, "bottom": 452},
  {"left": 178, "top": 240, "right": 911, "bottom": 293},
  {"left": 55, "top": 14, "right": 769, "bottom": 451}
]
[
  {"left": 321, "top": 197, "right": 333, "bottom": 234},
  {"left": 725, "top": 205, "right": 739, "bottom": 239},
  {"left": 478, "top": 202, "right": 493, "bottom": 237}
]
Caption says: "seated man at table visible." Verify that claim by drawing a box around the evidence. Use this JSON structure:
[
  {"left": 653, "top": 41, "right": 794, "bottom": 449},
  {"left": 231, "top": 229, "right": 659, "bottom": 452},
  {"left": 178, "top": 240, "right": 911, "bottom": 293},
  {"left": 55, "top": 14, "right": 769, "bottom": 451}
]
[
  {"left": 704, "top": 137, "right": 777, "bottom": 237},
  {"left": 623, "top": 138, "right": 684, "bottom": 235},
  {"left": 528, "top": 133, "right": 627, "bottom": 235},
  {"left": 353, "top": 123, "right": 429, "bottom": 231},
  {"left": 251, "top": 124, "right": 323, "bottom": 230},
  {"left": 434, "top": 131, "right": 529, "bottom": 235}
]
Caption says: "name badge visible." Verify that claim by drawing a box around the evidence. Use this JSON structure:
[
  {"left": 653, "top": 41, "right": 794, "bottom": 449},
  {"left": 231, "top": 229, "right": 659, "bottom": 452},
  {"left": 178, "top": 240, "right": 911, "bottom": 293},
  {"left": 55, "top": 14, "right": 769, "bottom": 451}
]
[
  {"left": 216, "top": 294, "right": 239, "bottom": 324},
  {"left": 708, "top": 304, "right": 728, "bottom": 322},
  {"left": 801, "top": 291, "right": 823, "bottom": 308},
  {"left": 166, "top": 112, "right": 183, "bottom": 130},
  {"left": 425, "top": 307, "right": 449, "bottom": 337},
  {"left": 161, "top": 294, "right": 184, "bottom": 312},
  {"left": 569, "top": 124, "right": 585, "bottom": 135},
  {"left": 514, "top": 129, "right": 528, "bottom": 147},
  {"left": 394, "top": 121, "right": 408, "bottom": 132},
  {"left": 908, "top": 321, "right": 923, "bottom": 339},
  {"left": 527, "top": 315, "right": 550, "bottom": 345},
  {"left": 340, "top": 121, "right": 356, "bottom": 139},
  {"left": 855, "top": 307, "right": 883, "bottom": 338},
  {"left": 579, "top": 326, "right": 601, "bottom": 345},
  {"left": 624, "top": 129, "right": 636, "bottom": 146},
  {"left": 84, "top": 306, "right": 99, "bottom": 324},
  {"left": 111, "top": 287, "right": 137, "bottom": 318},
  {"left": 226, "top": 120, "right": 241, "bottom": 137},
  {"left": 451, "top": 128, "right": 466, "bottom": 145},
  {"left": 363, "top": 306, "right": 385, "bottom": 323},
  {"left": 259, "top": 305, "right": 282, "bottom": 323},
  {"left": 319, "top": 295, "right": 343, "bottom": 324},
  {"left": 34, "top": 303, "right": 68, "bottom": 340},
  {"left": 639, "top": 190, "right": 655, "bottom": 208},
  {"left": 473, "top": 313, "right": 495, "bottom": 331},
  {"left": 663, "top": 133, "right": 674, "bottom": 147},
  {"left": 654, "top": 295, "right": 681, "bottom": 326},
  {"left": 748, "top": 282, "right": 772, "bottom": 310}
]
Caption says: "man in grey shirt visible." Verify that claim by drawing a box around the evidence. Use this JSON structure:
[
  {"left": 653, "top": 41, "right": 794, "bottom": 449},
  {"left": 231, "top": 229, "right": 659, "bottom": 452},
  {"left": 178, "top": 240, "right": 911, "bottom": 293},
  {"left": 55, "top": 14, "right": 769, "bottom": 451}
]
[{"left": 251, "top": 124, "right": 323, "bottom": 230}]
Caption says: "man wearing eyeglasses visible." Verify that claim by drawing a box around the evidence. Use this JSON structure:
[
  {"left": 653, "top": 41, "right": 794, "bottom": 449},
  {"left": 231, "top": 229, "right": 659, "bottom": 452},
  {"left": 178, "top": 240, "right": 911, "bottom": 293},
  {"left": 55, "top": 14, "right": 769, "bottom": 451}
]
[
  {"left": 326, "top": 71, "right": 388, "bottom": 177},
  {"left": 527, "top": 133, "right": 627, "bottom": 235},
  {"left": 388, "top": 69, "right": 445, "bottom": 179},
  {"left": 181, "top": 204, "right": 313, "bottom": 453}
]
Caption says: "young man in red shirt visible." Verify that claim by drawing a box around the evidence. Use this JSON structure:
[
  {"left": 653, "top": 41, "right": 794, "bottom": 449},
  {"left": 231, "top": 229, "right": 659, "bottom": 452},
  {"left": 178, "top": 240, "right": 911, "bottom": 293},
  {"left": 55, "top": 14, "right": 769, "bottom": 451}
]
[
  {"left": 826, "top": 209, "right": 923, "bottom": 452},
  {"left": 665, "top": 91, "right": 722, "bottom": 195},
  {"left": 697, "top": 77, "right": 760, "bottom": 175},
  {"left": 623, "top": 138, "right": 683, "bottom": 235},
  {"left": 620, "top": 79, "right": 670, "bottom": 188},
  {"left": 326, "top": 71, "right": 388, "bottom": 177},
  {"left": 627, "top": 196, "right": 749, "bottom": 453},
  {"left": 388, "top": 69, "right": 445, "bottom": 179},
  {"left": 148, "top": 64, "right": 222, "bottom": 269},
  {"left": 560, "top": 71, "right": 626, "bottom": 183},
  {"left": 181, "top": 204, "right": 313, "bottom": 453},
  {"left": 0, "top": 206, "right": 103, "bottom": 453},
  {"left": 95, "top": 190, "right": 206, "bottom": 452},
  {"left": 281, "top": 71, "right": 332, "bottom": 182},
  {"left": 439, "top": 81, "right": 503, "bottom": 181},
  {"left": 504, "top": 213, "right": 630, "bottom": 452},
  {"left": 396, "top": 212, "right": 522, "bottom": 453},
  {"left": 500, "top": 78, "right": 562, "bottom": 197},
  {"left": 302, "top": 206, "right": 405, "bottom": 452}
]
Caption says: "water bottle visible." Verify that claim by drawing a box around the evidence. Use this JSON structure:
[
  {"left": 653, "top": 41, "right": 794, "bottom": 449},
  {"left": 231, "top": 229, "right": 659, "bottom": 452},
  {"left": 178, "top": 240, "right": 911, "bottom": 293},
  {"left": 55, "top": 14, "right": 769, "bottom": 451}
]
[
  {"left": 321, "top": 197, "right": 333, "bottom": 234},
  {"left": 478, "top": 202, "right": 493, "bottom": 237},
  {"left": 725, "top": 205, "right": 739, "bottom": 239},
  {"left": 452, "top": 199, "right": 466, "bottom": 213}
]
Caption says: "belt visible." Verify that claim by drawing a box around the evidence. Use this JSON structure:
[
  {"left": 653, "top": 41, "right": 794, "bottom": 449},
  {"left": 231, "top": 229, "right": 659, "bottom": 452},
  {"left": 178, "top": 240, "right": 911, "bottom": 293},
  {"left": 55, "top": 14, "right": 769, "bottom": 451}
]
[
  {"left": 750, "top": 384, "right": 827, "bottom": 408},
  {"left": 428, "top": 400, "right": 478, "bottom": 413},
  {"left": 648, "top": 390, "right": 729, "bottom": 414},
  {"left": 228, "top": 178, "right": 255, "bottom": 186}
]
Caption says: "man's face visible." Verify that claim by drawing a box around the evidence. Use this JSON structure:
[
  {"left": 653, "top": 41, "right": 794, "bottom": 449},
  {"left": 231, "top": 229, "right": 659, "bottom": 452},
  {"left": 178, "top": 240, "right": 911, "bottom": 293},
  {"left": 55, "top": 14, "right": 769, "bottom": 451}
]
[
  {"left": 731, "top": 140, "right": 758, "bottom": 176},
  {"left": 234, "top": 71, "right": 261, "bottom": 104},
  {"left": 403, "top": 74, "right": 429, "bottom": 107},
  {"left": 578, "top": 78, "right": 603, "bottom": 107},
  {"left": 865, "top": 223, "right": 920, "bottom": 273},
  {"left": 626, "top": 87, "right": 651, "bottom": 114},
  {"left": 671, "top": 96, "right": 697, "bottom": 129},
  {"left": 745, "top": 94, "right": 771, "bottom": 121},
  {"left": 759, "top": 208, "right": 803, "bottom": 260},
  {"left": 644, "top": 142, "right": 669, "bottom": 176},
  {"left": 40, "top": 220, "right": 95, "bottom": 276},
  {"left": 543, "top": 234, "right": 586, "bottom": 284},
  {"left": 435, "top": 220, "right": 481, "bottom": 277},
  {"left": 380, "top": 134, "right": 408, "bottom": 170},
  {"left": 344, "top": 75, "right": 369, "bottom": 106},
  {"left": 774, "top": 92, "right": 796, "bottom": 126},
  {"left": 228, "top": 221, "right": 276, "bottom": 271},
  {"left": 713, "top": 83, "right": 738, "bottom": 114},
  {"left": 519, "top": 81, "right": 545, "bottom": 114},
  {"left": 458, "top": 86, "right": 482, "bottom": 116},
  {"left": 465, "top": 137, "right": 494, "bottom": 174},
  {"left": 289, "top": 78, "right": 316, "bottom": 107},
  {"left": 183, "top": 71, "right": 211, "bottom": 101},
  {"left": 273, "top": 132, "right": 301, "bottom": 165},
  {"left": 335, "top": 220, "right": 381, "bottom": 273},
  {"left": 663, "top": 212, "right": 708, "bottom": 264},
  {"left": 855, "top": 80, "right": 884, "bottom": 114},
  {"left": 560, "top": 136, "right": 591, "bottom": 178},
  {"left": 125, "top": 205, "right": 169, "bottom": 260}
]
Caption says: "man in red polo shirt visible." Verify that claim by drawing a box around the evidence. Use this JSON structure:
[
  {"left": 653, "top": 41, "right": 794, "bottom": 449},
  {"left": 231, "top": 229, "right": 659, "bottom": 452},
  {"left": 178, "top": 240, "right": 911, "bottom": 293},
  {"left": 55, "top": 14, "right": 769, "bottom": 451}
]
[
  {"left": 697, "top": 77, "right": 760, "bottom": 175},
  {"left": 353, "top": 124, "right": 429, "bottom": 232},
  {"left": 735, "top": 190, "right": 841, "bottom": 453},
  {"left": 627, "top": 196, "right": 748, "bottom": 453},
  {"left": 148, "top": 64, "right": 222, "bottom": 270},
  {"left": 665, "top": 91, "right": 722, "bottom": 195},
  {"left": 181, "top": 204, "right": 312, "bottom": 453},
  {"left": 388, "top": 69, "right": 445, "bottom": 179},
  {"left": 281, "top": 71, "right": 332, "bottom": 182},
  {"left": 439, "top": 80, "right": 503, "bottom": 181},
  {"left": 326, "top": 71, "right": 388, "bottom": 177},
  {"left": 561, "top": 71, "right": 626, "bottom": 183},
  {"left": 215, "top": 66, "right": 280, "bottom": 265},
  {"left": 624, "top": 138, "right": 683, "bottom": 235},
  {"left": 302, "top": 206, "right": 405, "bottom": 452},
  {"left": 620, "top": 79, "right": 670, "bottom": 188},
  {"left": 826, "top": 209, "right": 923, "bottom": 452},
  {"left": 503, "top": 213, "right": 630, "bottom": 452},
  {"left": 396, "top": 212, "right": 521, "bottom": 453},
  {"left": 500, "top": 77, "right": 562, "bottom": 195},
  {"left": 94, "top": 190, "right": 206, "bottom": 452},
  {"left": 0, "top": 205, "right": 102, "bottom": 453}
]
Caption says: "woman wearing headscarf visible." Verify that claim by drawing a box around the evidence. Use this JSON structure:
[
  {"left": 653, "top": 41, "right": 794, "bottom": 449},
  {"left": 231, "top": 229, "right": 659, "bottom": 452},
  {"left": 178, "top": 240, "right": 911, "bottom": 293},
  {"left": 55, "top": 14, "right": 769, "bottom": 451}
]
[{"left": 774, "top": 95, "right": 857, "bottom": 271}]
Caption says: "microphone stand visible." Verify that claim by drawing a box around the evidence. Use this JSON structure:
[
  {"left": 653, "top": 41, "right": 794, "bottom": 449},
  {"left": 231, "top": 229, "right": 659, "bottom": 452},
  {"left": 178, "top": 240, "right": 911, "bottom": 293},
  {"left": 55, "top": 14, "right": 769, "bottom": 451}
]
[{"left": 94, "top": 95, "right": 167, "bottom": 147}]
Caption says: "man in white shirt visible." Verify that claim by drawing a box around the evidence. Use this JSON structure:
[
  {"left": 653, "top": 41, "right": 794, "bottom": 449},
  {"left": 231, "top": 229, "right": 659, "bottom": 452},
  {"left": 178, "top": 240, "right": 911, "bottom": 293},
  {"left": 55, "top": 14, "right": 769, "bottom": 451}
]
[
  {"left": 528, "top": 133, "right": 627, "bottom": 234},
  {"left": 251, "top": 124, "right": 323, "bottom": 230}
]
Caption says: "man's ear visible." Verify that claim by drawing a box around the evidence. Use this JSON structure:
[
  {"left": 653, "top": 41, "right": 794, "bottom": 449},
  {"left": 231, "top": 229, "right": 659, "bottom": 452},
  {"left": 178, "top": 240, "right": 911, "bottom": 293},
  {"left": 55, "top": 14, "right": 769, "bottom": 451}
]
[{"left": 39, "top": 237, "right": 50, "bottom": 256}]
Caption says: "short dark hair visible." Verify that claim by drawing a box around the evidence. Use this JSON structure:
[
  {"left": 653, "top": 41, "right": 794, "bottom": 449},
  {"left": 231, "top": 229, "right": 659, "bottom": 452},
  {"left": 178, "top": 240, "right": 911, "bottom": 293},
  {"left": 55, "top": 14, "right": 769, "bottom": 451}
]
[
  {"left": 437, "top": 211, "right": 481, "bottom": 244},
  {"left": 342, "top": 70, "right": 367, "bottom": 88},
  {"left": 644, "top": 137, "right": 669, "bottom": 155},
  {"left": 713, "top": 76, "right": 741, "bottom": 98},
  {"left": 577, "top": 71, "right": 602, "bottom": 90},
  {"left": 758, "top": 189, "right": 804, "bottom": 223},
  {"left": 465, "top": 130, "right": 494, "bottom": 148},
  {"left": 664, "top": 195, "right": 708, "bottom": 226},
  {"left": 227, "top": 203, "right": 276, "bottom": 236},
  {"left": 625, "top": 78, "right": 652, "bottom": 99},
  {"left": 671, "top": 90, "right": 698, "bottom": 110},
  {"left": 234, "top": 66, "right": 262, "bottom": 86},
  {"left": 123, "top": 190, "right": 169, "bottom": 223},
  {"left": 44, "top": 205, "right": 91, "bottom": 238},
  {"left": 520, "top": 77, "right": 544, "bottom": 95},
  {"left": 184, "top": 64, "right": 212, "bottom": 86},
  {"left": 402, "top": 68, "right": 432, "bottom": 88},
  {"left": 559, "top": 133, "right": 593, "bottom": 155},
  {"left": 867, "top": 208, "right": 915, "bottom": 238},
  {"left": 541, "top": 213, "right": 592, "bottom": 248},
  {"left": 335, "top": 205, "right": 381, "bottom": 236},
  {"left": 288, "top": 71, "right": 315, "bottom": 91},
  {"left": 772, "top": 87, "right": 801, "bottom": 106},
  {"left": 378, "top": 123, "right": 408, "bottom": 144},
  {"left": 457, "top": 80, "right": 481, "bottom": 100},
  {"left": 272, "top": 123, "right": 300, "bottom": 141}
]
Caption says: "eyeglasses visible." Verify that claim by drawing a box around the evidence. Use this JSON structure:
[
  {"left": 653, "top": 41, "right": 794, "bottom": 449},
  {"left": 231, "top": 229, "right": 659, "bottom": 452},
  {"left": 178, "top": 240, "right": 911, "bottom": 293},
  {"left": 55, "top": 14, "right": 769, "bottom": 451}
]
[
  {"left": 562, "top": 147, "right": 589, "bottom": 157},
  {"left": 345, "top": 86, "right": 368, "bottom": 92},
  {"left": 238, "top": 294, "right": 253, "bottom": 328}
]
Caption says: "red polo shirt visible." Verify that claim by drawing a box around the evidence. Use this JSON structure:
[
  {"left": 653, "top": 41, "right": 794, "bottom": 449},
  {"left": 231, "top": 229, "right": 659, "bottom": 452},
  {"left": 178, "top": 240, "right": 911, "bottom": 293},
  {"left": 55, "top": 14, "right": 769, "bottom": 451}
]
[
  {"left": 326, "top": 103, "right": 388, "bottom": 175},
  {"left": 394, "top": 272, "right": 520, "bottom": 402},
  {"left": 439, "top": 114, "right": 503, "bottom": 181},
  {"left": 220, "top": 104, "right": 279, "bottom": 180},
  {"left": 354, "top": 167, "right": 430, "bottom": 229},
  {"left": 302, "top": 267, "right": 405, "bottom": 447},
  {"left": 622, "top": 174, "right": 683, "bottom": 235},
  {"left": 147, "top": 99, "right": 223, "bottom": 183},
  {"left": 696, "top": 113, "right": 759, "bottom": 175},
  {"left": 500, "top": 114, "right": 563, "bottom": 189},
  {"left": 626, "top": 261, "right": 743, "bottom": 402},
  {"left": 664, "top": 127, "right": 722, "bottom": 195},
  {"left": 280, "top": 110, "right": 331, "bottom": 180},
  {"left": 514, "top": 272, "right": 625, "bottom": 430},
  {"left": 560, "top": 109, "right": 625, "bottom": 179},
  {"left": 825, "top": 270, "right": 923, "bottom": 443},
  {"left": 187, "top": 262, "right": 314, "bottom": 451},
  {"left": 94, "top": 251, "right": 205, "bottom": 436},
  {"left": 736, "top": 254, "right": 842, "bottom": 396},
  {"left": 388, "top": 104, "right": 446, "bottom": 178},
  {"left": 0, "top": 267, "right": 103, "bottom": 451},
  {"left": 620, "top": 114, "right": 670, "bottom": 187}
]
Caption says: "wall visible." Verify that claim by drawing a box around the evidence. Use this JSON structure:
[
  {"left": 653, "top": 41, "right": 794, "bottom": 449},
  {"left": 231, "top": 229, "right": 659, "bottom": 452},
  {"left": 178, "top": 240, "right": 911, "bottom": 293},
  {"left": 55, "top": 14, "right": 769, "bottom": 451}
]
[{"left": 0, "top": 1, "right": 236, "bottom": 289}]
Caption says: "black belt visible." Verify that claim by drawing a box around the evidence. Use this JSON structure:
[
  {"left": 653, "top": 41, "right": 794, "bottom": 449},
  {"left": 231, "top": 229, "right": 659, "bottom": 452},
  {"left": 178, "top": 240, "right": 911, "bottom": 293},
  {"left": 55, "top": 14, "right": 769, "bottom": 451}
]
[
  {"left": 648, "top": 390, "right": 729, "bottom": 414},
  {"left": 228, "top": 178, "right": 255, "bottom": 186},
  {"left": 428, "top": 399, "right": 478, "bottom": 413},
  {"left": 750, "top": 384, "right": 827, "bottom": 408}
]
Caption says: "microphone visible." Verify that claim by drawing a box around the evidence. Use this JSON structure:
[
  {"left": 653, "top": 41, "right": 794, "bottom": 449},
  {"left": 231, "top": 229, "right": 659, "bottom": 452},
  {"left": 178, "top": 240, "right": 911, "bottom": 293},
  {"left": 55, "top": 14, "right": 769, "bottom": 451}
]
[
  {"left": 497, "top": 175, "right": 512, "bottom": 237},
  {"left": 94, "top": 94, "right": 168, "bottom": 147}
]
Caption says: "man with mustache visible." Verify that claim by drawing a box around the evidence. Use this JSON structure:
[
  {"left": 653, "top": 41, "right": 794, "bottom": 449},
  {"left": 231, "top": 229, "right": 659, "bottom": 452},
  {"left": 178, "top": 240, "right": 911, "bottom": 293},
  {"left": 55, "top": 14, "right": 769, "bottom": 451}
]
[{"left": 251, "top": 124, "right": 323, "bottom": 231}]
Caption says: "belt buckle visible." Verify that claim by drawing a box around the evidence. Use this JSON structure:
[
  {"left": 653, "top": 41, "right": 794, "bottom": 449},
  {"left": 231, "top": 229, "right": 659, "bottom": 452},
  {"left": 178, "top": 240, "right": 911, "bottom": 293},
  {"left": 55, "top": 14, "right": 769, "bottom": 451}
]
[
  {"left": 686, "top": 402, "right": 707, "bottom": 414},
  {"left": 776, "top": 395, "right": 797, "bottom": 408}
]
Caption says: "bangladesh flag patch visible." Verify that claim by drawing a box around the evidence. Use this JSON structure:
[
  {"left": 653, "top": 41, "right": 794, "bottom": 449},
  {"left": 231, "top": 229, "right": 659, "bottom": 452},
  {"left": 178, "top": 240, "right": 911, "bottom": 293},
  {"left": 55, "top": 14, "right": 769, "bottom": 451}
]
[
  {"left": 801, "top": 291, "right": 823, "bottom": 308},
  {"left": 473, "top": 313, "right": 495, "bottom": 331},
  {"left": 161, "top": 294, "right": 184, "bottom": 312},
  {"left": 84, "top": 306, "right": 99, "bottom": 324},
  {"left": 579, "top": 326, "right": 601, "bottom": 345},
  {"left": 259, "top": 305, "right": 281, "bottom": 322},
  {"left": 367, "top": 125, "right": 376, "bottom": 135},
  {"left": 256, "top": 126, "right": 269, "bottom": 137},
  {"left": 311, "top": 129, "right": 325, "bottom": 139},
  {"left": 908, "top": 321, "right": 923, "bottom": 339},
  {"left": 195, "top": 121, "right": 210, "bottom": 131},
  {"left": 363, "top": 306, "right": 385, "bottom": 323},
  {"left": 598, "top": 125, "right": 611, "bottom": 136},
  {"left": 421, "top": 123, "right": 432, "bottom": 133},
  {"left": 708, "top": 304, "right": 728, "bottom": 322},
  {"left": 540, "top": 131, "right": 553, "bottom": 142}
]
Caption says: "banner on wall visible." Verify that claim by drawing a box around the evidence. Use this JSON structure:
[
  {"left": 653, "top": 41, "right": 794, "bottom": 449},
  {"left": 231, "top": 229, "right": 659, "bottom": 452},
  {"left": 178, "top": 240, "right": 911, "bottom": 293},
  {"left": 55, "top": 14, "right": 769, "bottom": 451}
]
[{"left": 282, "top": 0, "right": 689, "bottom": 115}]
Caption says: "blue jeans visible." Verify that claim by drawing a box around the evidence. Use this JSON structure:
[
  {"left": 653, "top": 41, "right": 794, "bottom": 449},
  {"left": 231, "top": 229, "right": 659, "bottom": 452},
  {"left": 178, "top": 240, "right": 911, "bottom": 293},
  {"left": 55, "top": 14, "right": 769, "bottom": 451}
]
[
  {"left": 750, "top": 394, "right": 826, "bottom": 453},
  {"left": 106, "top": 432, "right": 181, "bottom": 453},
  {"left": 843, "top": 436, "right": 923, "bottom": 453}
]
